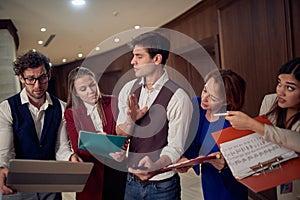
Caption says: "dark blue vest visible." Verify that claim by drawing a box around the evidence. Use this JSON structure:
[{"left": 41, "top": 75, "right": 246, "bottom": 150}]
[{"left": 8, "top": 93, "right": 62, "bottom": 160}]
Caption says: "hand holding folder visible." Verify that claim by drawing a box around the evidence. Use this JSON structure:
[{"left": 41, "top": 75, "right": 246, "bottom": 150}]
[
  {"left": 160, "top": 155, "right": 218, "bottom": 173},
  {"left": 212, "top": 115, "right": 300, "bottom": 192},
  {"left": 78, "top": 131, "right": 127, "bottom": 159}
]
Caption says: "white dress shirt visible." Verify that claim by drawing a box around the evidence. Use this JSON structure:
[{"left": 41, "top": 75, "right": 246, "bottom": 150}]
[
  {"left": 0, "top": 88, "right": 73, "bottom": 167},
  {"left": 83, "top": 102, "right": 104, "bottom": 133},
  {"left": 117, "top": 70, "right": 193, "bottom": 180}
]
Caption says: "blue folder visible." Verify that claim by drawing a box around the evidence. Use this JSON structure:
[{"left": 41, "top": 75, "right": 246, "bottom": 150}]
[{"left": 78, "top": 131, "right": 127, "bottom": 159}]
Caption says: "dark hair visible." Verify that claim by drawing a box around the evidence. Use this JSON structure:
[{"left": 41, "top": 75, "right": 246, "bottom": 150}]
[
  {"left": 13, "top": 50, "right": 51, "bottom": 75},
  {"left": 131, "top": 32, "right": 170, "bottom": 65},
  {"left": 205, "top": 69, "right": 246, "bottom": 111},
  {"left": 279, "top": 58, "right": 300, "bottom": 81},
  {"left": 268, "top": 58, "right": 300, "bottom": 129}
]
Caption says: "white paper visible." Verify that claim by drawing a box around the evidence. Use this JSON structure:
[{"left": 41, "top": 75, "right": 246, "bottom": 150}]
[{"left": 220, "top": 133, "right": 298, "bottom": 179}]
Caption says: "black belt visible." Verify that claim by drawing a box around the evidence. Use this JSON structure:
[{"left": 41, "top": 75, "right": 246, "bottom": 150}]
[{"left": 129, "top": 173, "right": 177, "bottom": 184}]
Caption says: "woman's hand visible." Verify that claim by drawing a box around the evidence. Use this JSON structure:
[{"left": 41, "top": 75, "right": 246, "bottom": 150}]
[
  {"left": 225, "top": 111, "right": 253, "bottom": 130},
  {"left": 174, "top": 157, "right": 191, "bottom": 173},
  {"left": 69, "top": 153, "right": 83, "bottom": 162},
  {"left": 205, "top": 152, "right": 225, "bottom": 171},
  {"left": 225, "top": 111, "right": 265, "bottom": 135},
  {"left": 109, "top": 150, "right": 126, "bottom": 162}
]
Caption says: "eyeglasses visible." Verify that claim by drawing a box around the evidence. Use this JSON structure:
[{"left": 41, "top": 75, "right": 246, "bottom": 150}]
[{"left": 22, "top": 74, "right": 49, "bottom": 85}]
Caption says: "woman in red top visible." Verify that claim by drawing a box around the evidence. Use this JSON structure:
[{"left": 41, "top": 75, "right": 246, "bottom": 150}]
[{"left": 64, "top": 66, "right": 126, "bottom": 200}]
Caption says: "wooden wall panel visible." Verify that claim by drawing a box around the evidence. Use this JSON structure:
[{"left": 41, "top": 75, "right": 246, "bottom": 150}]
[
  {"left": 51, "top": 0, "right": 298, "bottom": 121},
  {"left": 51, "top": 59, "right": 83, "bottom": 101},
  {"left": 163, "top": 0, "right": 220, "bottom": 97},
  {"left": 164, "top": 0, "right": 219, "bottom": 47},
  {"left": 217, "top": 0, "right": 290, "bottom": 116},
  {"left": 291, "top": 0, "right": 300, "bottom": 57}
]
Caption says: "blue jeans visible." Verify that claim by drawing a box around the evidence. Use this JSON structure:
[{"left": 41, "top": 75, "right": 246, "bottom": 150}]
[
  {"left": 2, "top": 192, "right": 61, "bottom": 200},
  {"left": 124, "top": 173, "right": 181, "bottom": 200}
]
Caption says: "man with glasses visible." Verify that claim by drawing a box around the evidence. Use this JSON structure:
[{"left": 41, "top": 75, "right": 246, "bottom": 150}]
[{"left": 0, "top": 50, "right": 81, "bottom": 200}]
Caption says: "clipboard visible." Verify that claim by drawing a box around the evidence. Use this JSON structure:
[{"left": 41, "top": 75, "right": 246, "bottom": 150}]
[
  {"left": 212, "top": 115, "right": 300, "bottom": 192},
  {"left": 160, "top": 155, "right": 217, "bottom": 173},
  {"left": 7, "top": 159, "right": 94, "bottom": 192}
]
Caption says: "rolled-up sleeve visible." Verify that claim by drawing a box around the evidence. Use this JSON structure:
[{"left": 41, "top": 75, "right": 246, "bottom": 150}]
[
  {"left": 263, "top": 125, "right": 300, "bottom": 153},
  {"left": 55, "top": 101, "right": 74, "bottom": 161},
  {"left": 116, "top": 80, "right": 135, "bottom": 126},
  {"left": 0, "top": 101, "right": 15, "bottom": 166}
]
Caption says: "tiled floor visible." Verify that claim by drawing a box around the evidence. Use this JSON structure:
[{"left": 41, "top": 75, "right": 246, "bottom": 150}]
[
  {"left": 62, "top": 192, "right": 75, "bottom": 200},
  {"left": 62, "top": 169, "right": 203, "bottom": 200},
  {"left": 179, "top": 169, "right": 204, "bottom": 200}
]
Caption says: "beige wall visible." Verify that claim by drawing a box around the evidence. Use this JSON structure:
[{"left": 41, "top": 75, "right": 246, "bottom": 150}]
[{"left": 0, "top": 29, "right": 20, "bottom": 102}]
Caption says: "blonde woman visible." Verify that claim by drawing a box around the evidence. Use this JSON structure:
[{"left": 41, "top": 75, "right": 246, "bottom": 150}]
[{"left": 64, "top": 67, "right": 126, "bottom": 200}]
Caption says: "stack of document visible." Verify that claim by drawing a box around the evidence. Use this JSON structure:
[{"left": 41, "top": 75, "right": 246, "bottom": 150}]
[{"left": 220, "top": 133, "right": 298, "bottom": 179}]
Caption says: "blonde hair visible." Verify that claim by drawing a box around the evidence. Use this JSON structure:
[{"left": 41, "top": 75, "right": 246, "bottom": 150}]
[{"left": 66, "top": 66, "right": 107, "bottom": 126}]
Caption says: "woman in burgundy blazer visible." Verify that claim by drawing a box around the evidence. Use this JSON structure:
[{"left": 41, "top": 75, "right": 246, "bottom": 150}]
[{"left": 64, "top": 66, "right": 126, "bottom": 200}]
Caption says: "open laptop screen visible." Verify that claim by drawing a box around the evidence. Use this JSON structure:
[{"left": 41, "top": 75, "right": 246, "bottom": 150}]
[{"left": 6, "top": 159, "right": 93, "bottom": 192}]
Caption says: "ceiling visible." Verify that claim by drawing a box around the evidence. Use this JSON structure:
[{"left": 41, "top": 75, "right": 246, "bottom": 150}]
[{"left": 0, "top": 0, "right": 202, "bottom": 66}]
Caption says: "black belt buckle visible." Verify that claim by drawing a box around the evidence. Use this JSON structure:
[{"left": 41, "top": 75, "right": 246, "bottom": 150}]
[{"left": 130, "top": 173, "right": 151, "bottom": 184}]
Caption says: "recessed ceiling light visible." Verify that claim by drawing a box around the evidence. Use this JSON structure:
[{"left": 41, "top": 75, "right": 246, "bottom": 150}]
[
  {"left": 40, "top": 27, "right": 46, "bottom": 32},
  {"left": 95, "top": 47, "right": 100, "bottom": 51},
  {"left": 49, "top": 62, "right": 52, "bottom": 67},
  {"left": 78, "top": 53, "right": 83, "bottom": 58},
  {"left": 38, "top": 40, "right": 43, "bottom": 45},
  {"left": 62, "top": 58, "right": 67, "bottom": 63},
  {"left": 114, "top": 37, "right": 120, "bottom": 43},
  {"left": 71, "top": 0, "right": 86, "bottom": 6},
  {"left": 112, "top": 11, "right": 119, "bottom": 16},
  {"left": 134, "top": 25, "right": 141, "bottom": 29}
]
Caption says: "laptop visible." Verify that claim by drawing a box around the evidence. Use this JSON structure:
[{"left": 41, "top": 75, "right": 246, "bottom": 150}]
[{"left": 6, "top": 159, "right": 94, "bottom": 192}]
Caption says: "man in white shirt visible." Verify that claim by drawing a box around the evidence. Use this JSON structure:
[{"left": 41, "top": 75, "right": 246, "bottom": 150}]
[
  {"left": 116, "top": 31, "right": 193, "bottom": 200},
  {"left": 0, "top": 50, "right": 81, "bottom": 200}
]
